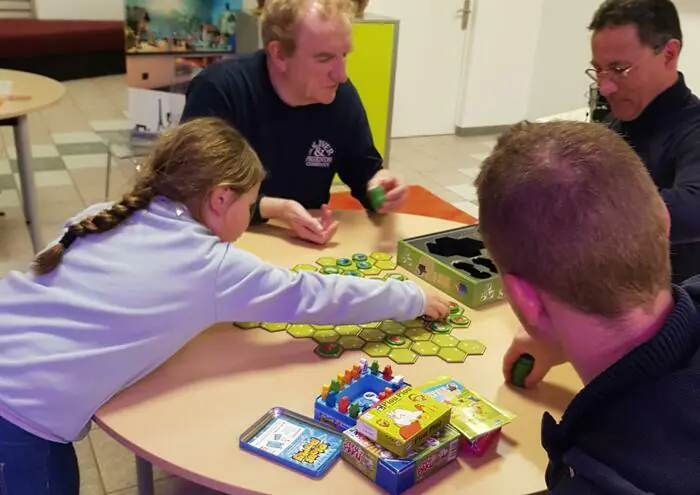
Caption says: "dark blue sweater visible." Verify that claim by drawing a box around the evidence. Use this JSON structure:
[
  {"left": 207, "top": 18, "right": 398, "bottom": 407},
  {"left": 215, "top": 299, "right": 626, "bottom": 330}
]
[
  {"left": 180, "top": 50, "right": 383, "bottom": 223},
  {"left": 608, "top": 73, "right": 700, "bottom": 283},
  {"left": 543, "top": 277, "right": 700, "bottom": 494}
]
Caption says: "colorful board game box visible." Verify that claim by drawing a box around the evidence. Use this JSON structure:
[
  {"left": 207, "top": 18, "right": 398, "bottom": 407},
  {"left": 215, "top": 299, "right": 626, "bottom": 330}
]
[
  {"left": 418, "top": 376, "right": 516, "bottom": 455},
  {"left": 314, "top": 359, "right": 407, "bottom": 432},
  {"left": 239, "top": 407, "right": 343, "bottom": 478},
  {"left": 342, "top": 425, "right": 461, "bottom": 495},
  {"left": 356, "top": 386, "right": 451, "bottom": 457}
]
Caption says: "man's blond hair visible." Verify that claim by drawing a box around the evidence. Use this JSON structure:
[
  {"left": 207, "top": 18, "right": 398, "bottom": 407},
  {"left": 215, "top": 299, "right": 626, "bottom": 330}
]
[
  {"left": 475, "top": 120, "right": 670, "bottom": 319},
  {"left": 261, "top": 0, "right": 355, "bottom": 56}
]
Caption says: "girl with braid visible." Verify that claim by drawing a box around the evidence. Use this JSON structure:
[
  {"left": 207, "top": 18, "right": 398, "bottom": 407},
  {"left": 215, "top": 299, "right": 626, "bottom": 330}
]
[{"left": 0, "top": 117, "right": 449, "bottom": 494}]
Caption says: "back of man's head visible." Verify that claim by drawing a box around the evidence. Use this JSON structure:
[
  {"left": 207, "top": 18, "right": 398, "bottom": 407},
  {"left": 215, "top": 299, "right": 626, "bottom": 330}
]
[
  {"left": 475, "top": 121, "right": 670, "bottom": 319},
  {"left": 589, "top": 0, "right": 682, "bottom": 49}
]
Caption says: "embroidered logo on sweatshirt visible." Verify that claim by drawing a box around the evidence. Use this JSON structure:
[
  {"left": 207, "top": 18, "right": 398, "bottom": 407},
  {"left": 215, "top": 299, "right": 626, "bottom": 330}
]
[{"left": 305, "top": 140, "right": 334, "bottom": 168}]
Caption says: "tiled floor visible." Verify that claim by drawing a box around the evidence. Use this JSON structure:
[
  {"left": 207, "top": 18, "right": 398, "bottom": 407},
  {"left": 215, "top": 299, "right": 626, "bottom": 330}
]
[{"left": 0, "top": 74, "right": 496, "bottom": 494}]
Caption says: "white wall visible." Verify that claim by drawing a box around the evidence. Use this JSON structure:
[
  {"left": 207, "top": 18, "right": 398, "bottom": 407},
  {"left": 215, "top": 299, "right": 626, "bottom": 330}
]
[
  {"left": 676, "top": 0, "right": 700, "bottom": 92},
  {"left": 35, "top": 0, "right": 123, "bottom": 20}
]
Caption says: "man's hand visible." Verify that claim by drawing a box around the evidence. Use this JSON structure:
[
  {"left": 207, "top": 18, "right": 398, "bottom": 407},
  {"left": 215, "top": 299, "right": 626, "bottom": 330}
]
[
  {"left": 503, "top": 327, "right": 567, "bottom": 388},
  {"left": 368, "top": 170, "right": 408, "bottom": 213},
  {"left": 260, "top": 197, "right": 338, "bottom": 245}
]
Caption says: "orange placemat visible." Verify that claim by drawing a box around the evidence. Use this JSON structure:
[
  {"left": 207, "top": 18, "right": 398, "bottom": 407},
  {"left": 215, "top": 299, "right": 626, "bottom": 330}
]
[{"left": 329, "top": 185, "right": 477, "bottom": 224}]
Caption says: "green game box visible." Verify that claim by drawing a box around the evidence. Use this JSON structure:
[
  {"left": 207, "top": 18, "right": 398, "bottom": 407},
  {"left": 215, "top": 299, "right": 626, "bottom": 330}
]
[
  {"left": 341, "top": 425, "right": 461, "bottom": 495},
  {"left": 356, "top": 386, "right": 451, "bottom": 457},
  {"left": 396, "top": 224, "right": 505, "bottom": 309}
]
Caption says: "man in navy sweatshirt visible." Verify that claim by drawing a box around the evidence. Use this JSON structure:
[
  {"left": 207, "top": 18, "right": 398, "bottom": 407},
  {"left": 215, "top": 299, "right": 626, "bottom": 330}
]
[
  {"left": 477, "top": 120, "right": 700, "bottom": 494},
  {"left": 586, "top": 0, "right": 700, "bottom": 283},
  {"left": 180, "top": 0, "right": 407, "bottom": 245}
]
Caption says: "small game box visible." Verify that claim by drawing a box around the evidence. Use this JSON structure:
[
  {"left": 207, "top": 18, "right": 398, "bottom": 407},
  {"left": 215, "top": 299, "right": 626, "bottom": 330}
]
[
  {"left": 396, "top": 224, "right": 505, "bottom": 309},
  {"left": 342, "top": 425, "right": 461, "bottom": 495},
  {"left": 419, "top": 376, "right": 516, "bottom": 456},
  {"left": 239, "top": 407, "right": 343, "bottom": 478},
  {"left": 356, "top": 386, "right": 452, "bottom": 457}
]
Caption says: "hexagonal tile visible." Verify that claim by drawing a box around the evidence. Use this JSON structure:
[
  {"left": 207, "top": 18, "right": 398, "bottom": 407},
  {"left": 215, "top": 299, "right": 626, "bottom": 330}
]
[
  {"left": 287, "top": 324, "right": 315, "bottom": 338},
  {"left": 448, "top": 314, "right": 471, "bottom": 328},
  {"left": 400, "top": 319, "right": 426, "bottom": 328},
  {"left": 359, "top": 322, "right": 381, "bottom": 329},
  {"left": 292, "top": 264, "right": 318, "bottom": 272},
  {"left": 338, "top": 336, "right": 366, "bottom": 350},
  {"left": 313, "top": 330, "right": 340, "bottom": 343},
  {"left": 343, "top": 270, "right": 364, "bottom": 277},
  {"left": 335, "top": 325, "right": 361, "bottom": 336},
  {"left": 426, "top": 320, "right": 452, "bottom": 334},
  {"left": 363, "top": 342, "right": 392, "bottom": 357},
  {"left": 336, "top": 258, "right": 356, "bottom": 270},
  {"left": 458, "top": 340, "right": 487, "bottom": 355},
  {"left": 261, "top": 322, "right": 289, "bottom": 332},
  {"left": 375, "top": 260, "right": 398, "bottom": 271},
  {"left": 316, "top": 257, "right": 338, "bottom": 267},
  {"left": 315, "top": 342, "right": 344, "bottom": 359},
  {"left": 352, "top": 253, "right": 370, "bottom": 262},
  {"left": 448, "top": 302, "right": 463, "bottom": 315},
  {"left": 437, "top": 347, "right": 468, "bottom": 363},
  {"left": 234, "top": 322, "right": 260, "bottom": 329},
  {"left": 358, "top": 265, "right": 381, "bottom": 276},
  {"left": 312, "top": 324, "right": 335, "bottom": 331},
  {"left": 359, "top": 328, "right": 385, "bottom": 342},
  {"left": 380, "top": 321, "right": 406, "bottom": 336},
  {"left": 411, "top": 341, "right": 440, "bottom": 356},
  {"left": 370, "top": 252, "right": 393, "bottom": 261},
  {"left": 384, "top": 334, "right": 411, "bottom": 349},
  {"left": 320, "top": 266, "right": 343, "bottom": 275},
  {"left": 431, "top": 335, "right": 460, "bottom": 347},
  {"left": 405, "top": 327, "right": 433, "bottom": 341},
  {"left": 389, "top": 348, "right": 418, "bottom": 365},
  {"left": 383, "top": 272, "right": 407, "bottom": 281}
]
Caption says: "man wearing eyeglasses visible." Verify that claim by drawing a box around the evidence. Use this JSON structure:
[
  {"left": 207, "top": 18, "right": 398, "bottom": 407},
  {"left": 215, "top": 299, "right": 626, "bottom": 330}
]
[{"left": 587, "top": 0, "right": 700, "bottom": 284}]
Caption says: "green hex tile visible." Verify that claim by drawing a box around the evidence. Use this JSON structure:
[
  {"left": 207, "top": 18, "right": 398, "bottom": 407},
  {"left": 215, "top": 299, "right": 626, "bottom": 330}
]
[
  {"left": 426, "top": 321, "right": 452, "bottom": 334},
  {"left": 370, "top": 252, "right": 393, "bottom": 261},
  {"left": 335, "top": 325, "right": 361, "bottom": 336},
  {"left": 389, "top": 348, "right": 418, "bottom": 365},
  {"left": 411, "top": 341, "right": 440, "bottom": 356},
  {"left": 383, "top": 335, "right": 411, "bottom": 349},
  {"left": 359, "top": 328, "right": 385, "bottom": 342},
  {"left": 431, "top": 335, "right": 460, "bottom": 348},
  {"left": 287, "top": 324, "right": 315, "bottom": 338},
  {"left": 448, "top": 314, "right": 471, "bottom": 328},
  {"left": 261, "top": 323, "right": 289, "bottom": 332},
  {"left": 404, "top": 327, "right": 433, "bottom": 341},
  {"left": 316, "top": 257, "right": 338, "bottom": 267},
  {"left": 313, "top": 330, "right": 340, "bottom": 344},
  {"left": 312, "top": 324, "right": 335, "bottom": 331},
  {"left": 448, "top": 302, "right": 463, "bottom": 315},
  {"left": 292, "top": 264, "right": 318, "bottom": 272},
  {"left": 400, "top": 319, "right": 426, "bottom": 328},
  {"left": 338, "top": 336, "right": 366, "bottom": 350},
  {"left": 362, "top": 342, "right": 392, "bottom": 357},
  {"left": 342, "top": 270, "right": 364, "bottom": 277},
  {"left": 234, "top": 322, "right": 260, "bottom": 329},
  {"left": 315, "top": 342, "right": 344, "bottom": 359},
  {"left": 359, "top": 321, "right": 381, "bottom": 329},
  {"left": 358, "top": 265, "right": 381, "bottom": 276},
  {"left": 437, "top": 347, "right": 468, "bottom": 363},
  {"left": 380, "top": 321, "right": 406, "bottom": 336},
  {"left": 320, "top": 266, "right": 343, "bottom": 275},
  {"left": 375, "top": 260, "right": 398, "bottom": 271},
  {"left": 352, "top": 253, "right": 369, "bottom": 262},
  {"left": 383, "top": 272, "right": 407, "bottom": 282},
  {"left": 457, "top": 340, "right": 487, "bottom": 355}
]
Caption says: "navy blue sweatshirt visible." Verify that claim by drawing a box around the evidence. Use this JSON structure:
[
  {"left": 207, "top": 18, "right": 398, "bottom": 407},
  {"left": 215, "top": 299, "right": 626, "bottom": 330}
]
[
  {"left": 179, "top": 50, "right": 383, "bottom": 222},
  {"left": 543, "top": 277, "right": 700, "bottom": 494},
  {"left": 608, "top": 73, "right": 700, "bottom": 283}
]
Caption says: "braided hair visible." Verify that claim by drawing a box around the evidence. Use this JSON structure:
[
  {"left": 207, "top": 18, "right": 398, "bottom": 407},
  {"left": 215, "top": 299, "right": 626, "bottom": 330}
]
[{"left": 31, "top": 117, "right": 264, "bottom": 275}]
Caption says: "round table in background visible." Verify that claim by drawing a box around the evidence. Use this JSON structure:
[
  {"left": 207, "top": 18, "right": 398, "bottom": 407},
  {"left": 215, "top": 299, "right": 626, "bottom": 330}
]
[
  {"left": 0, "top": 69, "right": 66, "bottom": 252},
  {"left": 94, "top": 211, "right": 582, "bottom": 495}
]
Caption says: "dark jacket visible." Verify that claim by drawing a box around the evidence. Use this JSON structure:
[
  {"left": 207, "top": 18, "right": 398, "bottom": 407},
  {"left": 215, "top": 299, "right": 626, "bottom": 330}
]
[
  {"left": 543, "top": 277, "right": 700, "bottom": 494},
  {"left": 608, "top": 73, "right": 700, "bottom": 283}
]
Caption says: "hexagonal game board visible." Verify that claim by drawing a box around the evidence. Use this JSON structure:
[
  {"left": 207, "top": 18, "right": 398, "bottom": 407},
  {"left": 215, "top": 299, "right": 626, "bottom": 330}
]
[{"left": 233, "top": 252, "right": 486, "bottom": 365}]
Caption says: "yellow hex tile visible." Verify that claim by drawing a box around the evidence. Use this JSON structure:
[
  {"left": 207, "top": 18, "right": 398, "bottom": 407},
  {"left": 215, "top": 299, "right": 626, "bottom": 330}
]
[
  {"left": 376, "top": 260, "right": 398, "bottom": 271},
  {"left": 292, "top": 264, "right": 318, "bottom": 272},
  {"left": 338, "top": 336, "right": 366, "bottom": 350},
  {"left": 261, "top": 322, "right": 289, "bottom": 332},
  {"left": 359, "top": 321, "right": 381, "bottom": 329},
  {"left": 411, "top": 341, "right": 440, "bottom": 356},
  {"left": 363, "top": 342, "right": 392, "bottom": 357},
  {"left": 312, "top": 324, "right": 335, "bottom": 331},
  {"left": 234, "top": 322, "right": 260, "bottom": 330},
  {"left": 316, "top": 257, "right": 338, "bottom": 267},
  {"left": 287, "top": 324, "right": 315, "bottom": 338},
  {"left": 335, "top": 325, "right": 361, "bottom": 336},
  {"left": 405, "top": 327, "right": 434, "bottom": 341},
  {"left": 400, "top": 319, "right": 426, "bottom": 328},
  {"left": 437, "top": 347, "right": 468, "bottom": 363},
  {"left": 359, "top": 328, "right": 385, "bottom": 342},
  {"left": 380, "top": 321, "right": 406, "bottom": 336},
  {"left": 457, "top": 340, "right": 487, "bottom": 355},
  {"left": 313, "top": 330, "right": 340, "bottom": 344},
  {"left": 389, "top": 348, "right": 418, "bottom": 365},
  {"left": 358, "top": 265, "right": 381, "bottom": 276},
  {"left": 431, "top": 335, "right": 460, "bottom": 348},
  {"left": 370, "top": 252, "right": 393, "bottom": 261}
]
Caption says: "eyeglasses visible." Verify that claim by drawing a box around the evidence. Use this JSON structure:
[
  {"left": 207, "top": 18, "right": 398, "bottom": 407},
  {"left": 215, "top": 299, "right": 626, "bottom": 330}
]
[{"left": 585, "top": 43, "right": 666, "bottom": 83}]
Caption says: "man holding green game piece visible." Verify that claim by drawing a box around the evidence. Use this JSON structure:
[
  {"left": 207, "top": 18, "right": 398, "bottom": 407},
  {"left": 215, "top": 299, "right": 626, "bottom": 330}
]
[{"left": 475, "top": 120, "right": 700, "bottom": 493}]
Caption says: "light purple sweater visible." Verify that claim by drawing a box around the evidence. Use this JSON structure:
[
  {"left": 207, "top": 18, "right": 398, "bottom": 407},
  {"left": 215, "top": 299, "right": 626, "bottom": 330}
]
[{"left": 0, "top": 197, "right": 425, "bottom": 443}]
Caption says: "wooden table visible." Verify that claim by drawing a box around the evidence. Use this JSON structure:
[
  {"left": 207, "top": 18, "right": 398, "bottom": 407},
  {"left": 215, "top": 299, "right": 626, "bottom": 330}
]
[
  {"left": 94, "top": 211, "right": 582, "bottom": 495},
  {"left": 0, "top": 69, "right": 66, "bottom": 253}
]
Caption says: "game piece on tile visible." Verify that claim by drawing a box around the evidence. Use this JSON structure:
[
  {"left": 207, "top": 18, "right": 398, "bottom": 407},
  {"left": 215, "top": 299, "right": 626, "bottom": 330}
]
[
  {"left": 511, "top": 353, "right": 535, "bottom": 388},
  {"left": 338, "top": 396, "right": 350, "bottom": 414},
  {"left": 368, "top": 186, "right": 386, "bottom": 210}
]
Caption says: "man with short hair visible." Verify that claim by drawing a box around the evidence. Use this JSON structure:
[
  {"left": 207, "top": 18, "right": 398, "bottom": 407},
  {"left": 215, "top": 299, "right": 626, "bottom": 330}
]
[
  {"left": 587, "top": 0, "right": 700, "bottom": 283},
  {"left": 181, "top": 0, "right": 406, "bottom": 245},
  {"left": 478, "top": 120, "right": 700, "bottom": 493}
]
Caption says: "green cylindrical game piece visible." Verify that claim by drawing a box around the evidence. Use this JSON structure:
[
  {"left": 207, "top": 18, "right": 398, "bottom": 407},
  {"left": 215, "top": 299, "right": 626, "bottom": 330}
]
[
  {"left": 368, "top": 186, "right": 386, "bottom": 210},
  {"left": 511, "top": 353, "right": 535, "bottom": 388}
]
